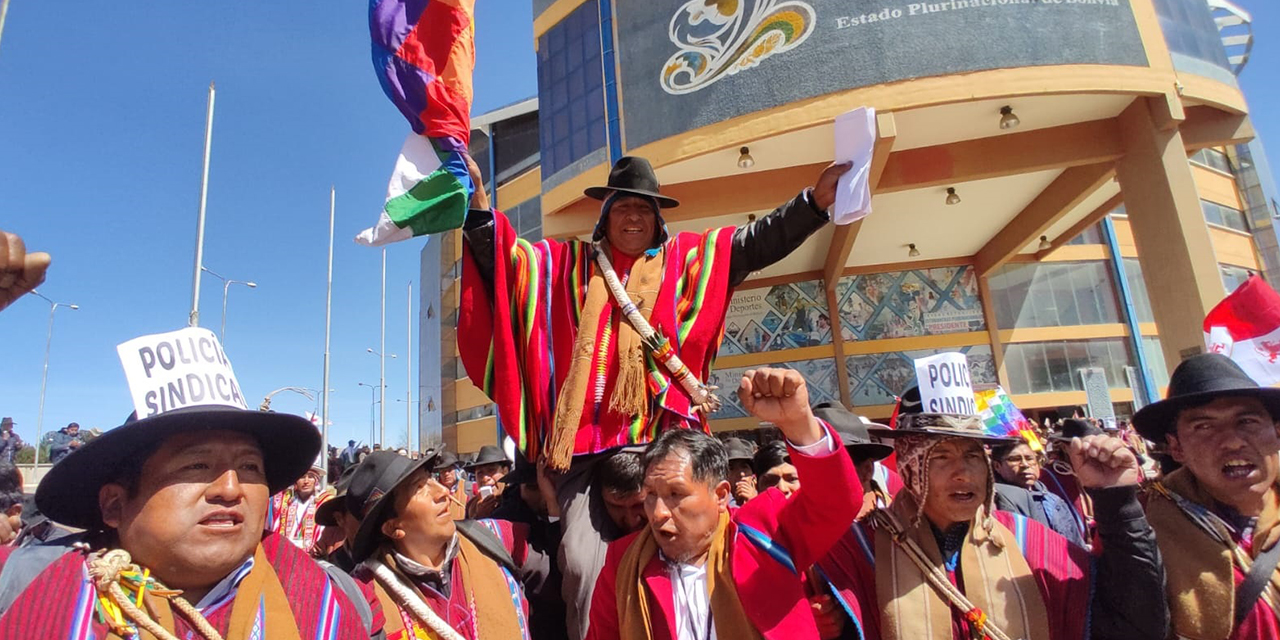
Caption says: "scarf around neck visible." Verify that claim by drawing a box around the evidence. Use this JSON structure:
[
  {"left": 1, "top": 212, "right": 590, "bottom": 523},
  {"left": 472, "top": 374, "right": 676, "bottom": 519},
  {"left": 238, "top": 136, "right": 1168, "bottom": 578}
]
[
  {"left": 615, "top": 511, "right": 761, "bottom": 640},
  {"left": 548, "top": 240, "right": 664, "bottom": 468},
  {"left": 874, "top": 493, "right": 1051, "bottom": 640},
  {"left": 1146, "top": 467, "right": 1280, "bottom": 639}
]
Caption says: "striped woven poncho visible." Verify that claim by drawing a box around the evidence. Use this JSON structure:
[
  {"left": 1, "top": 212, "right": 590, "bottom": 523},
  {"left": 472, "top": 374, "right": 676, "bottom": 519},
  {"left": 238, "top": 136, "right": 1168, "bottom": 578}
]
[{"left": 458, "top": 210, "right": 736, "bottom": 461}]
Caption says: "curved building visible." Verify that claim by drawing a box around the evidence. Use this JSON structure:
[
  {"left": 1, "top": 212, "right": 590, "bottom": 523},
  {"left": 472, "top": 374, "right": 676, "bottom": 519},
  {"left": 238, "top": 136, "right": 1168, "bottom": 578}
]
[{"left": 424, "top": 0, "right": 1279, "bottom": 451}]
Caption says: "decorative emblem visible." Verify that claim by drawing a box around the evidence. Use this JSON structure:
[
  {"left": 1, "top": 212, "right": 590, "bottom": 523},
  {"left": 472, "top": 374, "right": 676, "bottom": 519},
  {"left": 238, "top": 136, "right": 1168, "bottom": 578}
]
[{"left": 660, "top": 0, "right": 816, "bottom": 95}]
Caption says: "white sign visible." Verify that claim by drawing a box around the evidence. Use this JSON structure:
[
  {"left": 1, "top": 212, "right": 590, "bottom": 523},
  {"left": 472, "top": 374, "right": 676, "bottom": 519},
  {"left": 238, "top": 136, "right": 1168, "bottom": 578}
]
[
  {"left": 832, "top": 106, "right": 876, "bottom": 225},
  {"left": 914, "top": 352, "right": 976, "bottom": 415},
  {"left": 117, "top": 327, "right": 247, "bottom": 418}
]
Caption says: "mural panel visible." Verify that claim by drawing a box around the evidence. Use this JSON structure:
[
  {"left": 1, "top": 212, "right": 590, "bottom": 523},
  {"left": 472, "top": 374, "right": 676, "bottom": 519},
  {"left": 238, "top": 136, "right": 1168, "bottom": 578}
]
[{"left": 836, "top": 266, "right": 984, "bottom": 341}]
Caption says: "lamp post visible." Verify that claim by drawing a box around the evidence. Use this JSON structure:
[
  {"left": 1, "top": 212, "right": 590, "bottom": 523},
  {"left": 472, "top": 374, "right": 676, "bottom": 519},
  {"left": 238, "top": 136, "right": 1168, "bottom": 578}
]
[
  {"left": 358, "top": 382, "right": 379, "bottom": 447},
  {"left": 395, "top": 398, "right": 422, "bottom": 451},
  {"left": 366, "top": 348, "right": 396, "bottom": 446},
  {"left": 31, "top": 290, "right": 78, "bottom": 470},
  {"left": 200, "top": 266, "right": 256, "bottom": 345}
]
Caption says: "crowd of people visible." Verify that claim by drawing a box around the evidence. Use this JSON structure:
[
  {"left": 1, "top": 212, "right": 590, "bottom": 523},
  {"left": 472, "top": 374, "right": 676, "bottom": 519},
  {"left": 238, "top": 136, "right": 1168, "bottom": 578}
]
[{"left": 1, "top": 156, "right": 1278, "bottom": 640}]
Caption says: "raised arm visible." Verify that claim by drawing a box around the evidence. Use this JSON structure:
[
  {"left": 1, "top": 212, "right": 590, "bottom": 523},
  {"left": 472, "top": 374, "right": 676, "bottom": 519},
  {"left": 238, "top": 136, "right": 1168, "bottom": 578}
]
[
  {"left": 728, "top": 162, "right": 850, "bottom": 286},
  {"left": 1067, "top": 434, "right": 1169, "bottom": 639},
  {"left": 738, "top": 368, "right": 860, "bottom": 569}
]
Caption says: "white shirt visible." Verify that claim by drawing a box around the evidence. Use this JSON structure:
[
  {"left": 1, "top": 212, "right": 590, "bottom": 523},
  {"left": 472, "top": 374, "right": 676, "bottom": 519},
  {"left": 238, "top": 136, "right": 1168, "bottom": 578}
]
[{"left": 670, "top": 560, "right": 714, "bottom": 640}]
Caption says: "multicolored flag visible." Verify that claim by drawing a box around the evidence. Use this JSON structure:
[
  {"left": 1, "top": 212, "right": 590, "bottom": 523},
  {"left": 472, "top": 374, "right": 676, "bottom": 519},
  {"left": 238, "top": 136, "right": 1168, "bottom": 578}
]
[
  {"left": 975, "top": 386, "right": 1042, "bottom": 451},
  {"left": 1204, "top": 274, "right": 1280, "bottom": 386},
  {"left": 357, "top": 0, "right": 476, "bottom": 247}
]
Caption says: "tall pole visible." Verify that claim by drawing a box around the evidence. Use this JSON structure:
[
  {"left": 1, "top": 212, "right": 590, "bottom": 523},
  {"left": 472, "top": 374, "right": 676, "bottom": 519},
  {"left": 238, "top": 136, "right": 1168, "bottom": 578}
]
[
  {"left": 0, "top": 0, "right": 12, "bottom": 54},
  {"left": 322, "top": 186, "right": 335, "bottom": 473},
  {"left": 189, "top": 82, "right": 216, "bottom": 327},
  {"left": 407, "top": 281, "right": 413, "bottom": 452},
  {"left": 32, "top": 292, "right": 77, "bottom": 471},
  {"left": 220, "top": 280, "right": 231, "bottom": 342},
  {"left": 380, "top": 247, "right": 387, "bottom": 446}
]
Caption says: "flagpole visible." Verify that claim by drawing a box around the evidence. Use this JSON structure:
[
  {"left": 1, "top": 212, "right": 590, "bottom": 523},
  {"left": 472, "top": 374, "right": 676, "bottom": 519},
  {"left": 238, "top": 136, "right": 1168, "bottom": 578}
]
[
  {"left": 189, "top": 82, "right": 216, "bottom": 327},
  {"left": 407, "top": 280, "right": 412, "bottom": 452},
  {"left": 0, "top": 0, "right": 12, "bottom": 54},
  {"left": 322, "top": 186, "right": 335, "bottom": 473},
  {"left": 380, "top": 247, "right": 387, "bottom": 446}
]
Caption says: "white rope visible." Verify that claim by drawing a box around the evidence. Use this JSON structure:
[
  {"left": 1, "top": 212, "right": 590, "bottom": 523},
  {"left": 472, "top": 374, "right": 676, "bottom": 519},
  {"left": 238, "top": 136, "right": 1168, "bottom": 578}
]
[
  {"left": 594, "top": 243, "right": 722, "bottom": 413},
  {"left": 870, "top": 509, "right": 1019, "bottom": 640},
  {"left": 364, "top": 559, "right": 467, "bottom": 640}
]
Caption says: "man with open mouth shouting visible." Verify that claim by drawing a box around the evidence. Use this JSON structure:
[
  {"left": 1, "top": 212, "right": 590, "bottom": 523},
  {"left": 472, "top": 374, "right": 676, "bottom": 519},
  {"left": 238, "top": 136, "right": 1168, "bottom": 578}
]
[
  {"left": 0, "top": 327, "right": 378, "bottom": 640},
  {"left": 838, "top": 384, "right": 1167, "bottom": 640},
  {"left": 1137, "top": 353, "right": 1280, "bottom": 639}
]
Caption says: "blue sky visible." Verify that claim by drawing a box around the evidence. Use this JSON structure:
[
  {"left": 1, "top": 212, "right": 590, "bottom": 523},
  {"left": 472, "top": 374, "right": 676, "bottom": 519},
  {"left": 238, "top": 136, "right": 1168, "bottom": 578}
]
[{"left": 2, "top": 1, "right": 1279, "bottom": 451}]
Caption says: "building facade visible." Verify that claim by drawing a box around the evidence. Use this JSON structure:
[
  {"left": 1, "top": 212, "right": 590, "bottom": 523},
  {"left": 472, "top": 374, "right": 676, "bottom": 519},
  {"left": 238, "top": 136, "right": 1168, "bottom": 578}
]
[{"left": 423, "top": 0, "right": 1279, "bottom": 452}]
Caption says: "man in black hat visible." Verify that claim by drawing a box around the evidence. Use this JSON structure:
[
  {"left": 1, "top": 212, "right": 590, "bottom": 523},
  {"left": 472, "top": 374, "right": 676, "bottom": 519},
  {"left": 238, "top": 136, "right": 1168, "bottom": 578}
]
[
  {"left": 465, "top": 444, "right": 511, "bottom": 519},
  {"left": 723, "top": 437, "right": 757, "bottom": 506},
  {"left": 0, "top": 418, "right": 22, "bottom": 464},
  {"left": 346, "top": 449, "right": 544, "bottom": 639},
  {"left": 1136, "top": 353, "right": 1280, "bottom": 639},
  {"left": 434, "top": 450, "right": 469, "bottom": 520},
  {"left": 825, "top": 382, "right": 1166, "bottom": 640},
  {"left": 313, "top": 464, "right": 360, "bottom": 571},
  {"left": 0, "top": 328, "right": 377, "bottom": 639},
  {"left": 460, "top": 153, "right": 850, "bottom": 639}
]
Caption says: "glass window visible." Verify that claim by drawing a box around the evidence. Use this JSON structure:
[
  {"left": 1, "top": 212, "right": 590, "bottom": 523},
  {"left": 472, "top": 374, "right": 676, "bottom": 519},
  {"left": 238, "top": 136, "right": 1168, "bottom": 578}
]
[
  {"left": 1221, "top": 265, "right": 1252, "bottom": 293},
  {"left": 1142, "top": 336, "right": 1171, "bottom": 390},
  {"left": 467, "top": 132, "right": 492, "bottom": 192},
  {"left": 1004, "top": 339, "right": 1134, "bottom": 395},
  {"left": 1121, "top": 258, "right": 1156, "bottom": 324},
  {"left": 492, "top": 112, "right": 540, "bottom": 186},
  {"left": 1191, "top": 148, "right": 1234, "bottom": 174},
  {"left": 1151, "top": 0, "right": 1232, "bottom": 70},
  {"left": 990, "top": 262, "right": 1122, "bottom": 329},
  {"left": 1202, "top": 200, "right": 1249, "bottom": 232},
  {"left": 1064, "top": 223, "right": 1104, "bottom": 245},
  {"left": 536, "top": 1, "right": 607, "bottom": 177}
]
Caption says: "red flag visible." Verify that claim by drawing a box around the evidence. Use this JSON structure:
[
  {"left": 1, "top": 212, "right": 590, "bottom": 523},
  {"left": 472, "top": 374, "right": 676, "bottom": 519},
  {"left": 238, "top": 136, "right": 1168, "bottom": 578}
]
[{"left": 1203, "top": 275, "right": 1280, "bottom": 385}]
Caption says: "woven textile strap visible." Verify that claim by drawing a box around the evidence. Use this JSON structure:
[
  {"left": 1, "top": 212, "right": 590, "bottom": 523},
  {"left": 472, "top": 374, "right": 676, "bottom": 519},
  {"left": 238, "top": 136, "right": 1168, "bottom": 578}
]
[
  {"left": 593, "top": 243, "right": 722, "bottom": 414},
  {"left": 869, "top": 509, "right": 1021, "bottom": 640}
]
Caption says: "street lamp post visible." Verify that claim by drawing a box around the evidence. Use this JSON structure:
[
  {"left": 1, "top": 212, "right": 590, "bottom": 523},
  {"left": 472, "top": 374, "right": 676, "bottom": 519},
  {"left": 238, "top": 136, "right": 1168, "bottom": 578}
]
[
  {"left": 395, "top": 398, "right": 422, "bottom": 451},
  {"left": 366, "top": 348, "right": 396, "bottom": 446},
  {"left": 358, "top": 382, "right": 379, "bottom": 446},
  {"left": 200, "top": 266, "right": 256, "bottom": 345},
  {"left": 31, "top": 291, "right": 78, "bottom": 470}
]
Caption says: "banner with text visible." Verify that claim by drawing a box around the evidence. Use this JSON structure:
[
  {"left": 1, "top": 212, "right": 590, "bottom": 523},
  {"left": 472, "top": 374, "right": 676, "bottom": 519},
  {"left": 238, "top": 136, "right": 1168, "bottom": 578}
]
[{"left": 117, "top": 327, "right": 247, "bottom": 418}]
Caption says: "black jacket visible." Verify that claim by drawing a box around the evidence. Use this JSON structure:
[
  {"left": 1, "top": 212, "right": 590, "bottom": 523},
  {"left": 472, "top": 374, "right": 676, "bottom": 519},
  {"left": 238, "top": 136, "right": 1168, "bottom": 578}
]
[
  {"left": 1083, "top": 486, "right": 1169, "bottom": 640},
  {"left": 462, "top": 190, "right": 830, "bottom": 289},
  {"left": 490, "top": 488, "right": 566, "bottom": 640}
]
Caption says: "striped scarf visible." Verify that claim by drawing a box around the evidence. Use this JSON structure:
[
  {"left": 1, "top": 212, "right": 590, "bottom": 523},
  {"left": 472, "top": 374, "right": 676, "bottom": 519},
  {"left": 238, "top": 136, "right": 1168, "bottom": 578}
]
[{"left": 0, "top": 533, "right": 363, "bottom": 640}]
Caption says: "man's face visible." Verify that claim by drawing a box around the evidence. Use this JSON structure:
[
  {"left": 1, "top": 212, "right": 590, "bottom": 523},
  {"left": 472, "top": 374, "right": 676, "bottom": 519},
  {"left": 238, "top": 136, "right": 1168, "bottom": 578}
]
[
  {"left": 295, "top": 473, "right": 318, "bottom": 496},
  {"left": 332, "top": 508, "right": 361, "bottom": 546},
  {"left": 727, "top": 460, "right": 753, "bottom": 486},
  {"left": 852, "top": 455, "right": 876, "bottom": 497},
  {"left": 993, "top": 443, "right": 1040, "bottom": 489},
  {"left": 757, "top": 461, "right": 800, "bottom": 498},
  {"left": 438, "top": 467, "right": 459, "bottom": 488},
  {"left": 99, "top": 430, "right": 268, "bottom": 593},
  {"left": 474, "top": 462, "right": 508, "bottom": 487},
  {"left": 1169, "top": 396, "right": 1280, "bottom": 512},
  {"left": 605, "top": 196, "right": 658, "bottom": 257},
  {"left": 382, "top": 467, "right": 456, "bottom": 556},
  {"left": 66, "top": 425, "right": 79, "bottom": 437},
  {"left": 921, "top": 438, "right": 989, "bottom": 529},
  {"left": 603, "top": 488, "right": 646, "bottom": 534},
  {"left": 643, "top": 450, "right": 729, "bottom": 564}
]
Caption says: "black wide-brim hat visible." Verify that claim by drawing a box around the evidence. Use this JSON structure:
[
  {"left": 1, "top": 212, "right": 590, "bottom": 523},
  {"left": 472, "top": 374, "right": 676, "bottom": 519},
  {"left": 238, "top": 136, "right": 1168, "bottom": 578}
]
[
  {"left": 36, "top": 405, "right": 320, "bottom": 530},
  {"left": 1132, "top": 353, "right": 1280, "bottom": 442},
  {"left": 464, "top": 445, "right": 510, "bottom": 470},
  {"left": 867, "top": 386, "right": 1016, "bottom": 446},
  {"left": 349, "top": 449, "right": 441, "bottom": 562},
  {"left": 584, "top": 156, "right": 679, "bottom": 209},
  {"left": 722, "top": 437, "right": 756, "bottom": 463},
  {"left": 434, "top": 450, "right": 463, "bottom": 471},
  {"left": 812, "top": 402, "right": 894, "bottom": 460},
  {"left": 315, "top": 464, "right": 359, "bottom": 527},
  {"left": 1050, "top": 418, "right": 1107, "bottom": 443}
]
